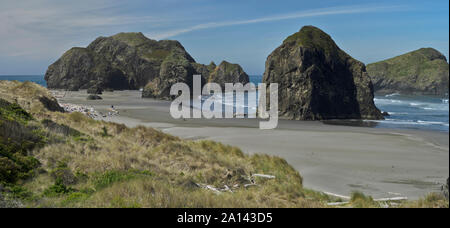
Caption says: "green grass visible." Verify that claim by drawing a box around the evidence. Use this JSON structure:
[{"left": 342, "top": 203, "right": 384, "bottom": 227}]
[
  {"left": 367, "top": 48, "right": 449, "bottom": 94},
  {"left": 349, "top": 191, "right": 378, "bottom": 208},
  {"left": 283, "top": 26, "right": 348, "bottom": 61},
  {"left": 111, "top": 32, "right": 150, "bottom": 47}
]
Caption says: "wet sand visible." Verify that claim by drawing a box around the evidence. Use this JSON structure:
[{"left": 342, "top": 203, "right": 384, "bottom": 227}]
[{"left": 57, "top": 90, "right": 449, "bottom": 200}]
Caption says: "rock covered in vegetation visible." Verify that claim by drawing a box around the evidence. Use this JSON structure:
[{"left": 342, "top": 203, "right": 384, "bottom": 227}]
[
  {"left": 45, "top": 32, "right": 190, "bottom": 91},
  {"left": 45, "top": 32, "right": 249, "bottom": 99},
  {"left": 263, "top": 26, "right": 383, "bottom": 120},
  {"left": 0, "top": 98, "right": 42, "bottom": 184},
  {"left": 367, "top": 48, "right": 449, "bottom": 95},
  {"left": 207, "top": 61, "right": 250, "bottom": 89}
]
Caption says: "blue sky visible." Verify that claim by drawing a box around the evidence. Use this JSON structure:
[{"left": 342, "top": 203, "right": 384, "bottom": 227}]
[{"left": 0, "top": 0, "right": 448, "bottom": 75}]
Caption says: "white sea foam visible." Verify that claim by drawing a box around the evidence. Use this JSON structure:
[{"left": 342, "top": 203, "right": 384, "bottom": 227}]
[{"left": 385, "top": 93, "right": 400, "bottom": 97}]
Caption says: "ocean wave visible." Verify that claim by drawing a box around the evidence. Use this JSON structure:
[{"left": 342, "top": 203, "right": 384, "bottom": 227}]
[
  {"left": 369, "top": 119, "right": 448, "bottom": 126},
  {"left": 374, "top": 98, "right": 449, "bottom": 111},
  {"left": 385, "top": 93, "right": 400, "bottom": 97}
]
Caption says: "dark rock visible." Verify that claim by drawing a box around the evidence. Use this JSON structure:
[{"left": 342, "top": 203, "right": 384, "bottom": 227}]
[
  {"left": 143, "top": 59, "right": 248, "bottom": 100},
  {"left": 87, "top": 86, "right": 103, "bottom": 95},
  {"left": 207, "top": 61, "right": 250, "bottom": 89},
  {"left": 45, "top": 32, "right": 249, "bottom": 100},
  {"left": 45, "top": 32, "right": 195, "bottom": 91},
  {"left": 38, "top": 96, "right": 64, "bottom": 112},
  {"left": 367, "top": 48, "right": 449, "bottom": 95},
  {"left": 87, "top": 95, "right": 102, "bottom": 100},
  {"left": 382, "top": 111, "right": 390, "bottom": 117},
  {"left": 263, "top": 26, "right": 383, "bottom": 120}
]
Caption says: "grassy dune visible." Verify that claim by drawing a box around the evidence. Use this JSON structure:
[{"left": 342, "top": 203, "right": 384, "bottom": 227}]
[
  {"left": 0, "top": 81, "right": 447, "bottom": 208},
  {"left": 0, "top": 81, "right": 329, "bottom": 208}
]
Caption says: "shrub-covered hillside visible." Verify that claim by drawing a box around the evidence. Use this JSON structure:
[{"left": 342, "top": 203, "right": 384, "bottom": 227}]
[{"left": 0, "top": 81, "right": 329, "bottom": 208}]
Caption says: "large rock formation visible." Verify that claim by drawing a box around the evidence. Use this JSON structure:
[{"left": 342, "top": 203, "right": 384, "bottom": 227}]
[
  {"left": 142, "top": 59, "right": 250, "bottom": 99},
  {"left": 367, "top": 48, "right": 449, "bottom": 95},
  {"left": 263, "top": 26, "right": 383, "bottom": 120},
  {"left": 207, "top": 61, "right": 250, "bottom": 89},
  {"left": 45, "top": 32, "right": 249, "bottom": 99}
]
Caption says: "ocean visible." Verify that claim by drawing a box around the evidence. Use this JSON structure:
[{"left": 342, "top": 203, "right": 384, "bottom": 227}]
[
  {"left": 0, "top": 75, "right": 47, "bottom": 87},
  {"left": 1, "top": 75, "right": 448, "bottom": 132}
]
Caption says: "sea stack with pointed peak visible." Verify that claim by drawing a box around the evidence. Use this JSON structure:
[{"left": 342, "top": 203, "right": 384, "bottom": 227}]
[
  {"left": 263, "top": 26, "right": 383, "bottom": 120},
  {"left": 367, "top": 48, "right": 449, "bottom": 95},
  {"left": 207, "top": 61, "right": 250, "bottom": 88},
  {"left": 45, "top": 32, "right": 249, "bottom": 99}
]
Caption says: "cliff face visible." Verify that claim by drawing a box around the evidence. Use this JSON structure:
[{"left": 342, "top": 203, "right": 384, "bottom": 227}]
[
  {"left": 367, "top": 48, "right": 449, "bottom": 95},
  {"left": 263, "top": 26, "right": 383, "bottom": 120},
  {"left": 45, "top": 32, "right": 193, "bottom": 91},
  {"left": 45, "top": 32, "right": 249, "bottom": 99}
]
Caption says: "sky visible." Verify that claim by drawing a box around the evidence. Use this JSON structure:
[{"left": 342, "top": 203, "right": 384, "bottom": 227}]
[{"left": 0, "top": 0, "right": 448, "bottom": 75}]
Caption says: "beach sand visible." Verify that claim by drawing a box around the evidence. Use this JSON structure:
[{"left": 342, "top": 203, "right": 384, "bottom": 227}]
[{"left": 57, "top": 90, "right": 449, "bottom": 200}]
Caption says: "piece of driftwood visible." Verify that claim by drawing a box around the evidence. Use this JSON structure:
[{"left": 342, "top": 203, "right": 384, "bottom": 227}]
[
  {"left": 323, "top": 192, "right": 351, "bottom": 200},
  {"left": 327, "top": 202, "right": 348, "bottom": 206},
  {"left": 252, "top": 174, "right": 276, "bottom": 179},
  {"left": 374, "top": 197, "right": 408, "bottom": 201}
]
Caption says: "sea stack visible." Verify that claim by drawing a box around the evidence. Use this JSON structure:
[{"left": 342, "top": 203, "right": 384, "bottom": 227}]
[
  {"left": 45, "top": 32, "right": 249, "bottom": 99},
  {"left": 367, "top": 48, "right": 449, "bottom": 95},
  {"left": 207, "top": 61, "right": 250, "bottom": 89},
  {"left": 263, "top": 26, "right": 383, "bottom": 120}
]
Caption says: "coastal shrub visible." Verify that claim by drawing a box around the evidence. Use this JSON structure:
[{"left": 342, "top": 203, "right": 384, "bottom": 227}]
[
  {"left": 8, "top": 185, "right": 33, "bottom": 200},
  {"left": 0, "top": 101, "right": 43, "bottom": 184},
  {"left": 0, "top": 98, "right": 33, "bottom": 124},
  {"left": 50, "top": 167, "right": 77, "bottom": 186},
  {"left": 101, "top": 126, "right": 110, "bottom": 137},
  {"left": 401, "top": 193, "right": 449, "bottom": 208},
  {"left": 60, "top": 192, "right": 90, "bottom": 206},
  {"left": 350, "top": 191, "right": 378, "bottom": 208},
  {"left": 43, "top": 179, "right": 74, "bottom": 197},
  {"left": 68, "top": 112, "right": 86, "bottom": 123},
  {"left": 0, "top": 157, "right": 20, "bottom": 183}
]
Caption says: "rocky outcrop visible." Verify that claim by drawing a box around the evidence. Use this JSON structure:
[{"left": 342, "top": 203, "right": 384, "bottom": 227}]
[
  {"left": 367, "top": 48, "right": 449, "bottom": 95},
  {"left": 45, "top": 32, "right": 195, "bottom": 91},
  {"left": 207, "top": 61, "right": 250, "bottom": 89},
  {"left": 46, "top": 32, "right": 249, "bottom": 99},
  {"left": 263, "top": 26, "right": 383, "bottom": 120},
  {"left": 142, "top": 59, "right": 249, "bottom": 100}
]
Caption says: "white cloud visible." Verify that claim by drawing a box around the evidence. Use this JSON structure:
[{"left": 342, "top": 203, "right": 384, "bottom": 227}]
[
  {"left": 0, "top": 1, "right": 407, "bottom": 62},
  {"left": 0, "top": 0, "right": 168, "bottom": 58},
  {"left": 148, "top": 4, "right": 406, "bottom": 39}
]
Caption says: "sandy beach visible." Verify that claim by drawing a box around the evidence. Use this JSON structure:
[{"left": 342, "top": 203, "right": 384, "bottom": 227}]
[{"left": 56, "top": 90, "right": 449, "bottom": 200}]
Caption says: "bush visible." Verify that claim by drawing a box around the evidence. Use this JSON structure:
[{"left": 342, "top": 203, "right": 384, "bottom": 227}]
[
  {"left": 43, "top": 179, "right": 73, "bottom": 197},
  {"left": 350, "top": 191, "right": 378, "bottom": 208},
  {"left": 0, "top": 158, "right": 20, "bottom": 183},
  {"left": 50, "top": 167, "right": 77, "bottom": 186},
  {"left": 0, "top": 98, "right": 33, "bottom": 124}
]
